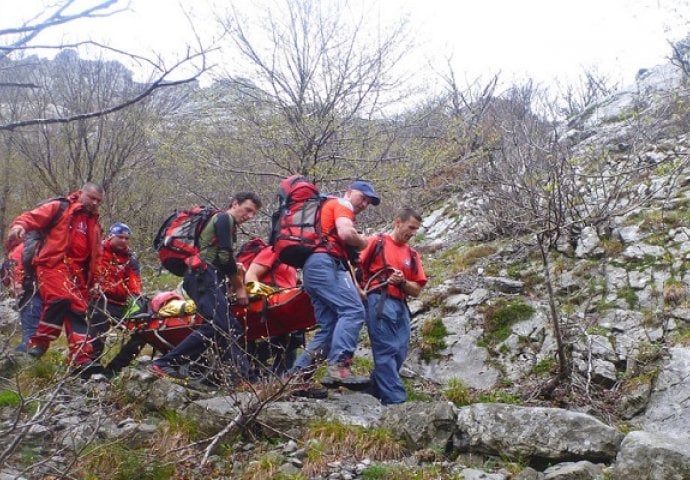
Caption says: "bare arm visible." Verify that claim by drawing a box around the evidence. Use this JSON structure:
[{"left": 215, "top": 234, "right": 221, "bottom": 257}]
[
  {"left": 388, "top": 269, "right": 423, "bottom": 297},
  {"left": 335, "top": 217, "right": 367, "bottom": 249},
  {"left": 245, "top": 262, "right": 269, "bottom": 283}
]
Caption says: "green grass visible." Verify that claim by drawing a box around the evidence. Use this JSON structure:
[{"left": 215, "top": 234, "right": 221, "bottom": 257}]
[
  {"left": 80, "top": 443, "right": 175, "bottom": 480},
  {"left": 418, "top": 317, "right": 448, "bottom": 362},
  {"left": 531, "top": 358, "right": 556, "bottom": 376},
  {"left": 478, "top": 299, "right": 535, "bottom": 347},
  {"left": 0, "top": 390, "right": 21, "bottom": 407},
  {"left": 443, "top": 378, "right": 471, "bottom": 407}
]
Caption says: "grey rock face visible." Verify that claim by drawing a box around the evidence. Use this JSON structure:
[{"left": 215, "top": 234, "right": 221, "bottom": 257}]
[
  {"left": 611, "top": 430, "right": 690, "bottom": 480},
  {"left": 637, "top": 347, "right": 690, "bottom": 437},
  {"left": 379, "top": 401, "right": 457, "bottom": 451},
  {"left": 454, "top": 404, "right": 623, "bottom": 462}
]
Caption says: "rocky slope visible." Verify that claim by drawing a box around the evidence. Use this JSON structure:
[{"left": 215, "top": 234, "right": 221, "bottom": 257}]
[{"left": 2, "top": 49, "right": 690, "bottom": 480}]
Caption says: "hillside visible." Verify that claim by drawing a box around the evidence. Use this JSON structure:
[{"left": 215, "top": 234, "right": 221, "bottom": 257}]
[{"left": 2, "top": 51, "right": 690, "bottom": 480}]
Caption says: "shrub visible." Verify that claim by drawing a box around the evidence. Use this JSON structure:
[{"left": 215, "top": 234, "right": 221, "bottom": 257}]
[
  {"left": 663, "top": 279, "right": 686, "bottom": 306},
  {"left": 0, "top": 390, "right": 21, "bottom": 408},
  {"left": 443, "top": 378, "right": 471, "bottom": 407}
]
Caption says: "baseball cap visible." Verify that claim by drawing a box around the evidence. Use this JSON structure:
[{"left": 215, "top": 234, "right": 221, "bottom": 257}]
[
  {"left": 349, "top": 180, "right": 380, "bottom": 206},
  {"left": 108, "top": 222, "right": 132, "bottom": 237}
]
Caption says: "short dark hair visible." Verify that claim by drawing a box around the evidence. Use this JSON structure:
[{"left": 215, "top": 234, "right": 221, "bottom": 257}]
[
  {"left": 231, "top": 192, "right": 262, "bottom": 209},
  {"left": 395, "top": 207, "right": 422, "bottom": 223},
  {"left": 81, "top": 182, "right": 104, "bottom": 194}
]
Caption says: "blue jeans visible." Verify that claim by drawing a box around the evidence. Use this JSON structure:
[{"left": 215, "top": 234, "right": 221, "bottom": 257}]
[
  {"left": 293, "top": 253, "right": 365, "bottom": 370},
  {"left": 16, "top": 293, "right": 42, "bottom": 352},
  {"left": 366, "top": 292, "right": 410, "bottom": 405}
]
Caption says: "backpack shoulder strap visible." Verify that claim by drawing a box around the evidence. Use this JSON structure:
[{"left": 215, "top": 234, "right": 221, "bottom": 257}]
[
  {"left": 44, "top": 197, "right": 70, "bottom": 232},
  {"left": 361, "top": 233, "right": 386, "bottom": 273},
  {"left": 214, "top": 211, "right": 232, "bottom": 250}
]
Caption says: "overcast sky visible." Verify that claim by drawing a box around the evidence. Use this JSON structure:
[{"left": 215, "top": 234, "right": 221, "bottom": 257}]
[{"left": 2, "top": 0, "right": 688, "bottom": 90}]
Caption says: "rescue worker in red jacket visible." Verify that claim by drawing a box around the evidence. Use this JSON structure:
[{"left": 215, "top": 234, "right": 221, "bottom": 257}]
[
  {"left": 245, "top": 245, "right": 302, "bottom": 374},
  {"left": 6, "top": 183, "right": 103, "bottom": 373},
  {"left": 1, "top": 242, "right": 43, "bottom": 352},
  {"left": 88, "top": 223, "right": 142, "bottom": 369}
]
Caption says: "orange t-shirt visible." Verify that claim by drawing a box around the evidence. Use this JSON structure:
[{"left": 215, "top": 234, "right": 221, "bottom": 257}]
[
  {"left": 252, "top": 247, "right": 298, "bottom": 289},
  {"left": 359, "top": 234, "right": 427, "bottom": 300},
  {"left": 315, "top": 197, "right": 355, "bottom": 260}
]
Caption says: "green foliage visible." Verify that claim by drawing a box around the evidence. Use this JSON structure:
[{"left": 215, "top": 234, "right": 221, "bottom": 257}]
[
  {"left": 403, "top": 379, "right": 433, "bottom": 402},
  {"left": 302, "top": 420, "right": 405, "bottom": 462},
  {"left": 425, "top": 243, "right": 497, "bottom": 285},
  {"left": 600, "top": 238, "right": 624, "bottom": 256},
  {"left": 474, "top": 391, "right": 523, "bottom": 405},
  {"left": 241, "top": 452, "right": 285, "bottom": 479},
  {"left": 671, "top": 328, "right": 690, "bottom": 346},
  {"left": 160, "top": 409, "right": 201, "bottom": 440},
  {"left": 617, "top": 286, "right": 639, "bottom": 309},
  {"left": 636, "top": 342, "right": 663, "bottom": 364},
  {"left": 0, "top": 390, "right": 21, "bottom": 407},
  {"left": 479, "top": 299, "right": 535, "bottom": 347},
  {"left": 419, "top": 317, "right": 449, "bottom": 362},
  {"left": 531, "top": 358, "right": 556, "bottom": 376},
  {"left": 143, "top": 270, "right": 181, "bottom": 294},
  {"left": 586, "top": 325, "right": 610, "bottom": 336},
  {"left": 80, "top": 443, "right": 175, "bottom": 480},
  {"left": 443, "top": 378, "right": 471, "bottom": 407},
  {"left": 361, "top": 463, "right": 456, "bottom": 480},
  {"left": 352, "top": 356, "right": 374, "bottom": 375}
]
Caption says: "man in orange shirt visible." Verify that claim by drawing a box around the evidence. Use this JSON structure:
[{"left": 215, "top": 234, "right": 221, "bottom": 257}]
[
  {"left": 290, "top": 181, "right": 380, "bottom": 380},
  {"left": 359, "top": 208, "right": 427, "bottom": 405}
]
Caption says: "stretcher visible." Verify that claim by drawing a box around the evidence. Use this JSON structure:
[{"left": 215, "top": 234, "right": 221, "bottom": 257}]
[
  {"left": 122, "top": 284, "right": 315, "bottom": 351},
  {"left": 231, "top": 285, "right": 316, "bottom": 341}
]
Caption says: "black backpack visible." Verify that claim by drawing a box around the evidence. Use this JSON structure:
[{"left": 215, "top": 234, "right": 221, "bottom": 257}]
[{"left": 20, "top": 197, "right": 70, "bottom": 282}]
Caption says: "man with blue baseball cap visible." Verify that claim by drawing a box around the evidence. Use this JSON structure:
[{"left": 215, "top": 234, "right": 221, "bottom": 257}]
[
  {"left": 289, "top": 179, "right": 380, "bottom": 391},
  {"left": 348, "top": 181, "right": 381, "bottom": 206}
]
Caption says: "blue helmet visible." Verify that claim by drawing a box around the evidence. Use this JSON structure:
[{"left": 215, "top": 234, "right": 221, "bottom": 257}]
[{"left": 108, "top": 222, "right": 132, "bottom": 237}]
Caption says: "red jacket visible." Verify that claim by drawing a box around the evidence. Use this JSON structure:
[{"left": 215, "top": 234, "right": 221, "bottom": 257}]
[
  {"left": 10, "top": 192, "right": 102, "bottom": 282},
  {"left": 96, "top": 239, "right": 142, "bottom": 305}
]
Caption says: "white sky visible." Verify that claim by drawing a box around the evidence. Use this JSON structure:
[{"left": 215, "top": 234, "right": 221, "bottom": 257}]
[{"left": 2, "top": 0, "right": 688, "bottom": 91}]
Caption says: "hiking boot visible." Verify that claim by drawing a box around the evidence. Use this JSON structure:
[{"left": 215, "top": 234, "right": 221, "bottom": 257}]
[
  {"left": 27, "top": 345, "right": 47, "bottom": 359},
  {"left": 150, "top": 363, "right": 188, "bottom": 381},
  {"left": 326, "top": 360, "right": 353, "bottom": 381}
]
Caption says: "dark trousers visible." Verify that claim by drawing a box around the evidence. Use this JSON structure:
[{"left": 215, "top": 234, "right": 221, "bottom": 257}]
[
  {"left": 105, "top": 333, "right": 148, "bottom": 374},
  {"left": 88, "top": 300, "right": 127, "bottom": 361},
  {"left": 156, "top": 266, "right": 250, "bottom": 380}
]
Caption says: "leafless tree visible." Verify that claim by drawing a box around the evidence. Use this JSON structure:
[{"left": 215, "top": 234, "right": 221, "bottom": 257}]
[
  {"left": 0, "top": 0, "right": 211, "bottom": 241},
  {"left": 556, "top": 68, "right": 618, "bottom": 120},
  {"left": 214, "top": 0, "right": 412, "bottom": 182},
  {"left": 0, "top": 0, "right": 209, "bottom": 131}
]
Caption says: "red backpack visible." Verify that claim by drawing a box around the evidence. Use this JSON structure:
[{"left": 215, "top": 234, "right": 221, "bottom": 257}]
[
  {"left": 153, "top": 206, "right": 219, "bottom": 276},
  {"left": 269, "top": 175, "right": 327, "bottom": 268},
  {"left": 236, "top": 237, "right": 269, "bottom": 269}
]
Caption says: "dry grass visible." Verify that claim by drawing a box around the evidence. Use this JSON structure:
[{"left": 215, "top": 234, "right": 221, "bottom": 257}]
[
  {"left": 299, "top": 420, "right": 405, "bottom": 477},
  {"left": 663, "top": 280, "right": 687, "bottom": 306}
]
